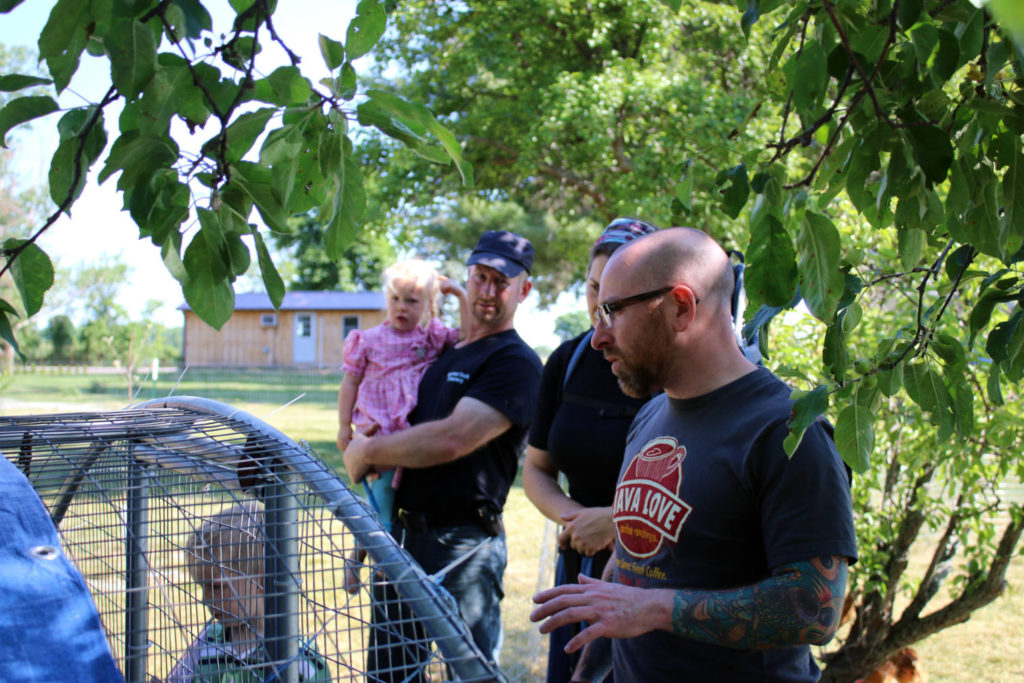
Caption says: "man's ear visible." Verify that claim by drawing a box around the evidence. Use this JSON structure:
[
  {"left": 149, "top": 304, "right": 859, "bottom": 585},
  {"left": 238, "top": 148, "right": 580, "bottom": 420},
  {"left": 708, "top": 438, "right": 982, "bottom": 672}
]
[
  {"left": 668, "top": 284, "right": 698, "bottom": 332},
  {"left": 518, "top": 277, "right": 533, "bottom": 302}
]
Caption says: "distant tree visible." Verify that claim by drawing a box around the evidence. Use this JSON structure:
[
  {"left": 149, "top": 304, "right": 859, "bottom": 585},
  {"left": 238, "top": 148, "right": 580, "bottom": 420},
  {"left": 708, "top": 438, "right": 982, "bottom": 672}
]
[
  {"left": 270, "top": 211, "right": 395, "bottom": 291},
  {"left": 554, "top": 310, "right": 590, "bottom": 343},
  {"left": 45, "top": 314, "right": 74, "bottom": 361}
]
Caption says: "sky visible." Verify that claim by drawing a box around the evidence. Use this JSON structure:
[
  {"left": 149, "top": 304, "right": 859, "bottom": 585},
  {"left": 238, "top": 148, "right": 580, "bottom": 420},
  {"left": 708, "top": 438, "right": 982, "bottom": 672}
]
[{"left": 0, "top": 1, "right": 575, "bottom": 349}]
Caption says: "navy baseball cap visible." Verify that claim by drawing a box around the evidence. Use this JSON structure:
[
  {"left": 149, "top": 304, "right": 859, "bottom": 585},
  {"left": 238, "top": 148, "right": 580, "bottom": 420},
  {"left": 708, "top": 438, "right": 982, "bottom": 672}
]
[{"left": 466, "top": 230, "right": 535, "bottom": 277}]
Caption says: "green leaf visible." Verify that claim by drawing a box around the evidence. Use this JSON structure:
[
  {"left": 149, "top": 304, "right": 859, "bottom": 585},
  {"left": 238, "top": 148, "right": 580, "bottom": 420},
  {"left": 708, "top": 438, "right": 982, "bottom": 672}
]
[
  {"left": 169, "top": 0, "right": 213, "bottom": 38},
  {"left": 319, "top": 34, "right": 345, "bottom": 70},
  {"left": 740, "top": 1, "right": 759, "bottom": 39},
  {"left": 38, "top": 0, "right": 90, "bottom": 92},
  {"left": 3, "top": 239, "right": 54, "bottom": 317},
  {"left": 987, "top": 363, "right": 1004, "bottom": 406},
  {"left": 675, "top": 159, "right": 693, "bottom": 214},
  {"left": 251, "top": 229, "right": 285, "bottom": 310},
  {"left": 904, "top": 362, "right": 951, "bottom": 415},
  {"left": 0, "top": 74, "right": 52, "bottom": 91},
  {"left": 251, "top": 66, "right": 312, "bottom": 106},
  {"left": 797, "top": 211, "right": 844, "bottom": 321},
  {"left": 954, "top": 380, "right": 974, "bottom": 438},
  {"left": 897, "top": 227, "right": 924, "bottom": 271},
  {"left": 137, "top": 55, "right": 211, "bottom": 133},
  {"left": 337, "top": 62, "right": 357, "bottom": 100},
  {"left": 221, "top": 107, "right": 275, "bottom": 163},
  {"left": 0, "top": 1, "right": 26, "bottom": 11},
  {"left": 784, "top": 385, "right": 829, "bottom": 457},
  {"left": 98, "top": 130, "right": 179, "bottom": 191},
  {"left": 105, "top": 19, "right": 158, "bottom": 98},
  {"left": 230, "top": 161, "right": 287, "bottom": 232},
  {"left": 130, "top": 170, "right": 189, "bottom": 246},
  {"left": 968, "top": 284, "right": 1015, "bottom": 348},
  {"left": 0, "top": 95, "right": 59, "bottom": 147},
  {"left": 958, "top": 9, "right": 985, "bottom": 64},
  {"left": 717, "top": 163, "right": 749, "bottom": 218},
  {"left": 845, "top": 137, "right": 880, "bottom": 215},
  {"left": 823, "top": 315, "right": 849, "bottom": 384},
  {"left": 0, "top": 310, "right": 19, "bottom": 358},
  {"left": 987, "top": 310, "right": 1024, "bottom": 367},
  {"left": 324, "top": 153, "right": 366, "bottom": 259},
  {"left": 222, "top": 36, "right": 260, "bottom": 71},
  {"left": 877, "top": 361, "right": 904, "bottom": 397},
  {"left": 359, "top": 90, "right": 473, "bottom": 184},
  {"left": 898, "top": 0, "right": 924, "bottom": 29},
  {"left": 788, "top": 39, "right": 828, "bottom": 117},
  {"left": 746, "top": 207, "right": 798, "bottom": 307},
  {"left": 48, "top": 107, "right": 107, "bottom": 207},
  {"left": 1000, "top": 145, "right": 1024, "bottom": 250},
  {"left": 182, "top": 223, "right": 235, "bottom": 330},
  {"left": 989, "top": 0, "right": 1024, "bottom": 42},
  {"left": 906, "top": 124, "right": 953, "bottom": 185},
  {"left": 834, "top": 400, "right": 874, "bottom": 473},
  {"left": 346, "top": 4, "right": 386, "bottom": 60},
  {"left": 424, "top": 115, "right": 473, "bottom": 187},
  {"left": 932, "top": 29, "right": 960, "bottom": 81}
]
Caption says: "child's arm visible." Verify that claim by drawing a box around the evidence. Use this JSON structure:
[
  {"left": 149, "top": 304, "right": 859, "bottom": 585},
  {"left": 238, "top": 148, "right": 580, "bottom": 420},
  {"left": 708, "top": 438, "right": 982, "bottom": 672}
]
[
  {"left": 337, "top": 372, "right": 360, "bottom": 450},
  {"left": 439, "top": 276, "right": 469, "bottom": 340}
]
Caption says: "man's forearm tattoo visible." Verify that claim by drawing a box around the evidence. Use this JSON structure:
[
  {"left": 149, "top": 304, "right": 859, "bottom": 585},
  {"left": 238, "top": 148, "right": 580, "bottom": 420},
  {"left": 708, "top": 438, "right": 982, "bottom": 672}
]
[{"left": 670, "top": 556, "right": 847, "bottom": 649}]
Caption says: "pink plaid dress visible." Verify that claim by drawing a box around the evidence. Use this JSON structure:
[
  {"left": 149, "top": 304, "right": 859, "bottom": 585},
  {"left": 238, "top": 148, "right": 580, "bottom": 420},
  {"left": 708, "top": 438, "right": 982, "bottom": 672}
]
[{"left": 342, "top": 318, "right": 460, "bottom": 436}]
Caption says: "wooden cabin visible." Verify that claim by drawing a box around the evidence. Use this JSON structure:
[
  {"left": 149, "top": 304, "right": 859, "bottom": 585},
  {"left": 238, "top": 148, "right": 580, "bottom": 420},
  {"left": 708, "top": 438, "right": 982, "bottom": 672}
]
[{"left": 180, "top": 291, "right": 386, "bottom": 368}]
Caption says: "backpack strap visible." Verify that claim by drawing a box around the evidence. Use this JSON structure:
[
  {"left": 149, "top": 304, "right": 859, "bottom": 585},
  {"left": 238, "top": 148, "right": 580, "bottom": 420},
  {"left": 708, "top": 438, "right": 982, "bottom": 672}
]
[
  {"left": 729, "top": 250, "right": 763, "bottom": 366},
  {"left": 560, "top": 329, "right": 644, "bottom": 419},
  {"left": 562, "top": 329, "right": 594, "bottom": 390}
]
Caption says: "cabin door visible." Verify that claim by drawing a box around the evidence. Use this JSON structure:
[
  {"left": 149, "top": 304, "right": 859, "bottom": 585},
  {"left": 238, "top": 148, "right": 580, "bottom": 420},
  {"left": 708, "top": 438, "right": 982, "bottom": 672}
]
[{"left": 293, "top": 313, "right": 316, "bottom": 364}]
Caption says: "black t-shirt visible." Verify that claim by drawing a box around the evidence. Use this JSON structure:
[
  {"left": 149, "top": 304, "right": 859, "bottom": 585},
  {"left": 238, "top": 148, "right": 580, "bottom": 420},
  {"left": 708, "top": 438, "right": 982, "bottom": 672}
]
[
  {"left": 528, "top": 331, "right": 650, "bottom": 507},
  {"left": 611, "top": 367, "right": 858, "bottom": 682},
  {"left": 396, "top": 329, "right": 542, "bottom": 515}
]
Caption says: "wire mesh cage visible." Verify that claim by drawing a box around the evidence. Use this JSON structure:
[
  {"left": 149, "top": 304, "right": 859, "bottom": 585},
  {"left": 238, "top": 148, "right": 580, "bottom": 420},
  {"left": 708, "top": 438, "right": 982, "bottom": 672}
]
[{"left": 0, "top": 396, "right": 504, "bottom": 683}]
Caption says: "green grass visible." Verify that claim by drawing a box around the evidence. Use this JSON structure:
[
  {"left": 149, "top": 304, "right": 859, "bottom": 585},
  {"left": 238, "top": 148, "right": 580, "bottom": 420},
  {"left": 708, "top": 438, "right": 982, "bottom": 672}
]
[{"left": 4, "top": 369, "right": 1023, "bottom": 681}]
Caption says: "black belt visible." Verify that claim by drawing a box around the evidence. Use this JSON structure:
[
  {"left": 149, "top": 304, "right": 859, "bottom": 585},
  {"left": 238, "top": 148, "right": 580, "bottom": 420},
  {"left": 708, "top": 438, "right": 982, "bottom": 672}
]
[{"left": 396, "top": 506, "right": 504, "bottom": 537}]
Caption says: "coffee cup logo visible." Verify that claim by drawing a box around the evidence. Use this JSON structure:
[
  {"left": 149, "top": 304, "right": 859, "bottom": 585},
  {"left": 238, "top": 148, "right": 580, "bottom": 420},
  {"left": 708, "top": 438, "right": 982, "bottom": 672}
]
[{"left": 613, "top": 436, "right": 692, "bottom": 558}]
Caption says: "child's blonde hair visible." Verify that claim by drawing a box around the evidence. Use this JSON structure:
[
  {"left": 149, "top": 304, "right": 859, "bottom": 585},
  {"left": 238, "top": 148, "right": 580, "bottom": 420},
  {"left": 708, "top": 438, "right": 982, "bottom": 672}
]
[
  {"left": 383, "top": 258, "right": 442, "bottom": 324},
  {"left": 186, "top": 500, "right": 265, "bottom": 585}
]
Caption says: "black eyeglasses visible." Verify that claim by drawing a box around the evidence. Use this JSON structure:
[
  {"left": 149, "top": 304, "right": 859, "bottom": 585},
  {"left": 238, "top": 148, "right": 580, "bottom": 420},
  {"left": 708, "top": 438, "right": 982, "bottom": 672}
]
[{"left": 594, "top": 286, "right": 696, "bottom": 328}]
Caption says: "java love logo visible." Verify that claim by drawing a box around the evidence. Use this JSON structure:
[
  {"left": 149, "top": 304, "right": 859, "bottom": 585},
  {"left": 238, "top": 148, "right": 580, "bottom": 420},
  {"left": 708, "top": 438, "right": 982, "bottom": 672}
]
[{"left": 613, "top": 436, "right": 692, "bottom": 558}]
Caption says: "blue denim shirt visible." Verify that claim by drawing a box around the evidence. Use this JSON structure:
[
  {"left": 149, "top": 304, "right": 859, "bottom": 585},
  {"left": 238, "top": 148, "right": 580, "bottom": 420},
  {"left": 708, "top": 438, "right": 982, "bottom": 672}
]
[{"left": 0, "top": 456, "right": 124, "bottom": 682}]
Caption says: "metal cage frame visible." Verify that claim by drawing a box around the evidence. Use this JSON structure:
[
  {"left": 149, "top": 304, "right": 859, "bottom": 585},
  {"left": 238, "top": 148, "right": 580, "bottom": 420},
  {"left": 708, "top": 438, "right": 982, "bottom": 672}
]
[{"left": 0, "top": 396, "right": 505, "bottom": 683}]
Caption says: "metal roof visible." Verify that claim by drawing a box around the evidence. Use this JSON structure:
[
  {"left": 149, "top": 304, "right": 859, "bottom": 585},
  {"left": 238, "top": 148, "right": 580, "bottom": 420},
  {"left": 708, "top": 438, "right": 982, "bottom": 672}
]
[{"left": 180, "top": 291, "right": 385, "bottom": 312}]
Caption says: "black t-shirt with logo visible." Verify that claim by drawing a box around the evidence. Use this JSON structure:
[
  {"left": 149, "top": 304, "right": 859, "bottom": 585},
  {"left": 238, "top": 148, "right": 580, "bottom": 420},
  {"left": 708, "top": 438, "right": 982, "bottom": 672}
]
[
  {"left": 396, "top": 329, "right": 542, "bottom": 516},
  {"left": 611, "top": 367, "right": 858, "bottom": 683}
]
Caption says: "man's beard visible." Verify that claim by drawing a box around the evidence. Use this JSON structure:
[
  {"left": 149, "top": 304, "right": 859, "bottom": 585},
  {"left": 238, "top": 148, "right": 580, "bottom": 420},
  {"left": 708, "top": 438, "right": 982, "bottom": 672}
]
[
  {"left": 614, "top": 360, "right": 661, "bottom": 398},
  {"left": 609, "top": 320, "right": 672, "bottom": 398}
]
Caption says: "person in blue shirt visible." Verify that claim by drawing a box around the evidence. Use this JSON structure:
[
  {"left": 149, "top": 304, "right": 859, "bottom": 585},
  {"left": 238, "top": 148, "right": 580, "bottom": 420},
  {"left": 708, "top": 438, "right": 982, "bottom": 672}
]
[{"left": 0, "top": 455, "right": 124, "bottom": 682}]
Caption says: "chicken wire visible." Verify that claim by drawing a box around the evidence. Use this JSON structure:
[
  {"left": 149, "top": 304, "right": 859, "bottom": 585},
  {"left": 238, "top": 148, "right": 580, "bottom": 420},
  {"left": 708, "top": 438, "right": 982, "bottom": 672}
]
[{"left": 0, "top": 396, "right": 504, "bottom": 683}]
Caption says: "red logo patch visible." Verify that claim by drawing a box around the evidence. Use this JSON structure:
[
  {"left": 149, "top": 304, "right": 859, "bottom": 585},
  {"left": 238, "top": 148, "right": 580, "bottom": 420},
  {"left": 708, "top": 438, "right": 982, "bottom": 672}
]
[{"left": 613, "top": 436, "right": 692, "bottom": 558}]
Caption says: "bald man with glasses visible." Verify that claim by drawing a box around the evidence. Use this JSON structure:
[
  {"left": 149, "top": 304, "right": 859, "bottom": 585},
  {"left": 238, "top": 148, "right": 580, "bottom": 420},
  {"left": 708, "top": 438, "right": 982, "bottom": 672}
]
[{"left": 532, "top": 228, "right": 857, "bottom": 683}]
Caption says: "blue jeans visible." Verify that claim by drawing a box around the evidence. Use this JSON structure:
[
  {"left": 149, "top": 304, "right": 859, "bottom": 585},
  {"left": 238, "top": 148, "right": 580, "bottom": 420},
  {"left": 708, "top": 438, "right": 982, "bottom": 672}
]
[{"left": 368, "top": 523, "right": 507, "bottom": 681}]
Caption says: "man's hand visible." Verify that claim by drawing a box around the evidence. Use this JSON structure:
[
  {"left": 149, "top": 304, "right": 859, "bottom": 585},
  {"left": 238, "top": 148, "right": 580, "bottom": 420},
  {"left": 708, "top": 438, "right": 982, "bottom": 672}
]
[
  {"left": 342, "top": 431, "right": 373, "bottom": 484},
  {"left": 558, "top": 507, "right": 615, "bottom": 556},
  {"left": 531, "top": 575, "right": 671, "bottom": 653}
]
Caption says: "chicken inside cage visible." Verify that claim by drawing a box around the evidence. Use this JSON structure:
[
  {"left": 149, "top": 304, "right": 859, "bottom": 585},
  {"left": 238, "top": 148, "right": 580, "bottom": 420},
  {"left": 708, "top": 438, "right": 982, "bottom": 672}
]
[{"left": 0, "top": 397, "right": 503, "bottom": 683}]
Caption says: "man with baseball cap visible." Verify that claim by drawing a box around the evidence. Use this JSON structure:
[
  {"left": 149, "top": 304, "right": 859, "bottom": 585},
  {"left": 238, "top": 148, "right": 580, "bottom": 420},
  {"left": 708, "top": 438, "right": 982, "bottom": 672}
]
[{"left": 344, "top": 229, "right": 543, "bottom": 678}]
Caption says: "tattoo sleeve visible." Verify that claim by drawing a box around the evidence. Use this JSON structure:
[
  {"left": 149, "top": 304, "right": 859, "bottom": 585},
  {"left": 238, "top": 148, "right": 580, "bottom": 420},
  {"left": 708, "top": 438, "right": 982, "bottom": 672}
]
[{"left": 670, "top": 556, "right": 847, "bottom": 649}]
